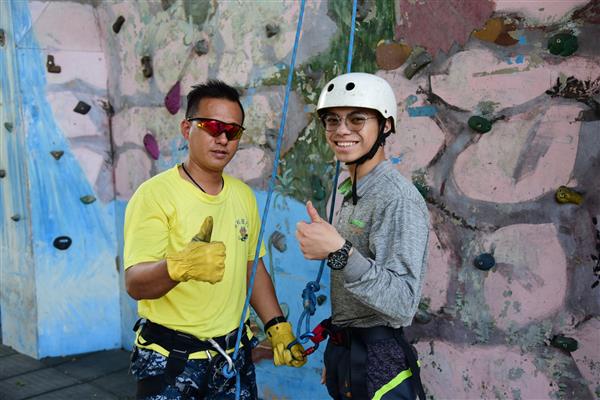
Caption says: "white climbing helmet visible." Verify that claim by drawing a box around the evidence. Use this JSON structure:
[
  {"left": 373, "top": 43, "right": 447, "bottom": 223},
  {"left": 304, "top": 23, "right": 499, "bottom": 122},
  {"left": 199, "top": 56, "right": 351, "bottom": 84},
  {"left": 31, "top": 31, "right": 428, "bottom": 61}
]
[{"left": 316, "top": 72, "right": 397, "bottom": 130}]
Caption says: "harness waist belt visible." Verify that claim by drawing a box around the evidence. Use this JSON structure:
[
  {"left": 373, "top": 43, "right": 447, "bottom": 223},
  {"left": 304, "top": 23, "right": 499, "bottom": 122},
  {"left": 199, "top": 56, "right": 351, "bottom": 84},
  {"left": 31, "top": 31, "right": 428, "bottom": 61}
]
[
  {"left": 135, "top": 318, "right": 250, "bottom": 354},
  {"left": 328, "top": 323, "right": 426, "bottom": 400}
]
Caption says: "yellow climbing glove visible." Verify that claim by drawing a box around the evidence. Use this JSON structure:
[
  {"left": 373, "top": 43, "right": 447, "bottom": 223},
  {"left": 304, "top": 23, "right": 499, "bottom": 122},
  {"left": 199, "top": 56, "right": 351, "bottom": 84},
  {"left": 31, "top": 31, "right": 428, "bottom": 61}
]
[
  {"left": 166, "top": 216, "right": 226, "bottom": 284},
  {"left": 266, "top": 321, "right": 307, "bottom": 368}
]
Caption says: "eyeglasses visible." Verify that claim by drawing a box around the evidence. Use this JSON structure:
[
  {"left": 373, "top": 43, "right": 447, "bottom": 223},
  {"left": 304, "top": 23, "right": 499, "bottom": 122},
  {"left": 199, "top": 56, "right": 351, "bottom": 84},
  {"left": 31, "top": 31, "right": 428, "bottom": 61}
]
[
  {"left": 320, "top": 113, "right": 379, "bottom": 133},
  {"left": 187, "top": 117, "right": 245, "bottom": 141}
]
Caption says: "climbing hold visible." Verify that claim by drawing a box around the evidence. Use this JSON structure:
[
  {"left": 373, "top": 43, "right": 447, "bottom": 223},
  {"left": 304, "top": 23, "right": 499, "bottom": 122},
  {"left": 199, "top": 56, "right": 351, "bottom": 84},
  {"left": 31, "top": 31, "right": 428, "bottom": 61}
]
[
  {"left": 53, "top": 236, "right": 72, "bottom": 250},
  {"left": 404, "top": 50, "right": 432, "bottom": 80},
  {"left": 11, "top": 214, "right": 20, "bottom": 222},
  {"left": 46, "top": 55, "right": 61, "bottom": 73},
  {"left": 550, "top": 335, "right": 578, "bottom": 352},
  {"left": 50, "top": 150, "right": 64, "bottom": 160},
  {"left": 165, "top": 81, "right": 181, "bottom": 115},
  {"left": 269, "top": 231, "right": 287, "bottom": 252},
  {"left": 266, "top": 24, "right": 280, "bottom": 38},
  {"left": 472, "top": 18, "right": 518, "bottom": 46},
  {"left": 555, "top": 186, "right": 583, "bottom": 205},
  {"left": 265, "top": 129, "right": 277, "bottom": 151},
  {"left": 468, "top": 116, "right": 492, "bottom": 133},
  {"left": 548, "top": 33, "right": 578, "bottom": 57},
  {"left": 143, "top": 131, "right": 160, "bottom": 160},
  {"left": 4, "top": 122, "right": 13, "bottom": 132},
  {"left": 316, "top": 295, "right": 327, "bottom": 306},
  {"left": 73, "top": 101, "right": 91, "bottom": 115},
  {"left": 112, "top": 16, "right": 125, "bottom": 34},
  {"left": 356, "top": 0, "right": 373, "bottom": 21},
  {"left": 194, "top": 39, "right": 209, "bottom": 56},
  {"left": 0, "top": 29, "right": 5, "bottom": 47},
  {"left": 161, "top": 0, "right": 176, "bottom": 10},
  {"left": 414, "top": 309, "right": 433, "bottom": 324},
  {"left": 100, "top": 100, "right": 114, "bottom": 117},
  {"left": 472, "top": 18, "right": 503, "bottom": 42},
  {"left": 0, "top": 169, "right": 5, "bottom": 178},
  {"left": 474, "top": 253, "right": 495, "bottom": 271},
  {"left": 375, "top": 40, "right": 412, "bottom": 71},
  {"left": 141, "top": 56, "right": 153, "bottom": 79},
  {"left": 80, "top": 195, "right": 96, "bottom": 204},
  {"left": 311, "top": 175, "right": 326, "bottom": 201}
]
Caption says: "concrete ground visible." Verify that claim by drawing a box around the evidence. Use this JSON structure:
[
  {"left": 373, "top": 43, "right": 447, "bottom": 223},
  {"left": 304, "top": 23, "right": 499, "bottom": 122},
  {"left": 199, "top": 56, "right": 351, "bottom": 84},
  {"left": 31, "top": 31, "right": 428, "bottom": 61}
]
[{"left": 0, "top": 341, "right": 136, "bottom": 400}]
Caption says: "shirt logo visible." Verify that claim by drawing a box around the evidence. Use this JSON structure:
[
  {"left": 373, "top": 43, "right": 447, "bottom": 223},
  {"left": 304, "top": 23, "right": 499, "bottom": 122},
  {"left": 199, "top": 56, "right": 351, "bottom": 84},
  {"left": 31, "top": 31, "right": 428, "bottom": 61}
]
[{"left": 235, "top": 218, "right": 249, "bottom": 242}]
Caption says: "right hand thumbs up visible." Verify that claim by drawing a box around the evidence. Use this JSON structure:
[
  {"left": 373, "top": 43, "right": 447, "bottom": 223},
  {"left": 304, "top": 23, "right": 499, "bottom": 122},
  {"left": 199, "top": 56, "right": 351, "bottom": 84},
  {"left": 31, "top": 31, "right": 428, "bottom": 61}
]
[
  {"left": 166, "top": 216, "right": 226, "bottom": 284},
  {"left": 192, "top": 216, "right": 213, "bottom": 243}
]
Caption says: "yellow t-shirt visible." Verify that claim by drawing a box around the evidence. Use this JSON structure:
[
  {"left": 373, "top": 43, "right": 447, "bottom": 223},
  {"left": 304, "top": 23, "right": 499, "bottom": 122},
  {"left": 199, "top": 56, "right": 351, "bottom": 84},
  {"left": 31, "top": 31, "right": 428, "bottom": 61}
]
[{"left": 124, "top": 165, "right": 266, "bottom": 358}]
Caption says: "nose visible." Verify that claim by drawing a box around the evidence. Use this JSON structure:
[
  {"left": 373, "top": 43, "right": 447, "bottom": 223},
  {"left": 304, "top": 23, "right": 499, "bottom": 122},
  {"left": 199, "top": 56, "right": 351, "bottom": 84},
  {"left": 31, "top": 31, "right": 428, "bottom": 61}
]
[
  {"left": 215, "top": 131, "right": 229, "bottom": 144},
  {"left": 336, "top": 118, "right": 353, "bottom": 135}
]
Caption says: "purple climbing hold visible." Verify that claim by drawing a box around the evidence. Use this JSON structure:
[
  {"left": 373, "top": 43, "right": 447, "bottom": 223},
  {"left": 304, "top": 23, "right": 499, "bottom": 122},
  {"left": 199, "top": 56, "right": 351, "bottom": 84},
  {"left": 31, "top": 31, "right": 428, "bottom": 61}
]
[
  {"left": 143, "top": 131, "right": 160, "bottom": 160},
  {"left": 165, "top": 81, "right": 181, "bottom": 115}
]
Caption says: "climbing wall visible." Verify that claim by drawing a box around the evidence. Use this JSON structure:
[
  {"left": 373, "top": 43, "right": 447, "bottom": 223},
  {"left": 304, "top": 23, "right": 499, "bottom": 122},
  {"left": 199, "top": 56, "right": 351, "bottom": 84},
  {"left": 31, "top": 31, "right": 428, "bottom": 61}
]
[
  {"left": 0, "top": 1, "right": 121, "bottom": 358},
  {"left": 1, "top": 0, "right": 599, "bottom": 399}
]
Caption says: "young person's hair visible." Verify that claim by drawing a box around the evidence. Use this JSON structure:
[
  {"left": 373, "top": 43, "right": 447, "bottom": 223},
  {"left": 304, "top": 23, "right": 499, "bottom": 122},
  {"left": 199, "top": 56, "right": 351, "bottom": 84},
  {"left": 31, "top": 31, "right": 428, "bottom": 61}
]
[{"left": 185, "top": 80, "right": 245, "bottom": 123}]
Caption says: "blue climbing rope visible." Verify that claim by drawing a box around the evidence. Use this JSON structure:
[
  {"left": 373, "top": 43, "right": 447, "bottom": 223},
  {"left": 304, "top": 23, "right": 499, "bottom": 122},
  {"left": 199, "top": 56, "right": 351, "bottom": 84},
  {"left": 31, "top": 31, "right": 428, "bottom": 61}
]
[
  {"left": 228, "top": 1, "right": 307, "bottom": 398},
  {"left": 293, "top": 0, "right": 358, "bottom": 352}
]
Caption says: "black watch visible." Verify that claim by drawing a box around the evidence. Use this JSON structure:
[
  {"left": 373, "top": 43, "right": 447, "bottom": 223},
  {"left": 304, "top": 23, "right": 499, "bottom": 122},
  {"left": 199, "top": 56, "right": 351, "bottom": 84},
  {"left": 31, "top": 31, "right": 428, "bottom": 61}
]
[{"left": 327, "top": 240, "right": 352, "bottom": 270}]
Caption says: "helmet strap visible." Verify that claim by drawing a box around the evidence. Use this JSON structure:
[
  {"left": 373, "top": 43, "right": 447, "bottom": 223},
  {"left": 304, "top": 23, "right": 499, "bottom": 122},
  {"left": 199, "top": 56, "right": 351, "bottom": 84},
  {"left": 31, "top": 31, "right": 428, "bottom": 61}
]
[{"left": 345, "top": 122, "right": 393, "bottom": 205}]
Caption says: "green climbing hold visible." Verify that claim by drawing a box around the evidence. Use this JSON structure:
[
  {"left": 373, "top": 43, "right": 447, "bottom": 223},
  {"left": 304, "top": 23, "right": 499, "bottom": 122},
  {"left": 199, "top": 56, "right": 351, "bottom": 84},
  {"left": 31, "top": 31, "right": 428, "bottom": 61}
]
[
  {"left": 11, "top": 214, "right": 20, "bottom": 222},
  {"left": 555, "top": 186, "right": 583, "bottom": 205},
  {"left": 550, "top": 335, "right": 578, "bottom": 352},
  {"left": 50, "top": 150, "right": 64, "bottom": 160},
  {"left": 468, "top": 116, "right": 492, "bottom": 133},
  {"left": 548, "top": 33, "right": 578, "bottom": 57},
  {"left": 311, "top": 175, "right": 326, "bottom": 201},
  {"left": 317, "top": 294, "right": 327, "bottom": 306},
  {"left": 4, "top": 122, "right": 13, "bottom": 132},
  {"left": 80, "top": 195, "right": 96, "bottom": 204},
  {"left": 474, "top": 253, "right": 496, "bottom": 271},
  {"left": 414, "top": 309, "right": 433, "bottom": 324}
]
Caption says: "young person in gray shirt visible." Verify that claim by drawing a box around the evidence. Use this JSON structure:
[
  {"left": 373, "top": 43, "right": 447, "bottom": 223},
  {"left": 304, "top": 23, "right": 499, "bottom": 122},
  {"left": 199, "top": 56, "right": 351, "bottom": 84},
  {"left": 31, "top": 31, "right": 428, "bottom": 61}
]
[{"left": 296, "top": 72, "right": 429, "bottom": 400}]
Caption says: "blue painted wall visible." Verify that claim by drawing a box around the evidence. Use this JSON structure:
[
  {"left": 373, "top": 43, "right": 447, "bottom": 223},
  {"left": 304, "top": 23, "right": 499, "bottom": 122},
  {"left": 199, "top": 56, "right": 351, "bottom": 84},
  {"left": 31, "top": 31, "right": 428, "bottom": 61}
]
[
  {"left": 1, "top": 0, "right": 121, "bottom": 358},
  {"left": 0, "top": 0, "right": 37, "bottom": 356}
]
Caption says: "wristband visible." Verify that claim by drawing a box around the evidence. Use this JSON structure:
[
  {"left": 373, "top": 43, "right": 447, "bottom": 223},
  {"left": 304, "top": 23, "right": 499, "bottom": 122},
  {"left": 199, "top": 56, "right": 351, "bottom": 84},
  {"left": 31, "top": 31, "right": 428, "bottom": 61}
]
[{"left": 264, "top": 316, "right": 287, "bottom": 332}]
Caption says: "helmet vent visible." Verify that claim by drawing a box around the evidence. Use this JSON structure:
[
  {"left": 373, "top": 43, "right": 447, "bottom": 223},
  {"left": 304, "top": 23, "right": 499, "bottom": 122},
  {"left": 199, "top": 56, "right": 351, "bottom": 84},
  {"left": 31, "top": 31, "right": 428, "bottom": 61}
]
[
  {"left": 327, "top": 84, "right": 334, "bottom": 92},
  {"left": 345, "top": 82, "right": 355, "bottom": 91}
]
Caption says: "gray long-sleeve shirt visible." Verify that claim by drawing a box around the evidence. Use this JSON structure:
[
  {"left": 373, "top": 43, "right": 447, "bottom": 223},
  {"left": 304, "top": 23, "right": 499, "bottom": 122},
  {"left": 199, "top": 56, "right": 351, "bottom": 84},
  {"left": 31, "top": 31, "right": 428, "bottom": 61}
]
[{"left": 331, "top": 160, "right": 430, "bottom": 328}]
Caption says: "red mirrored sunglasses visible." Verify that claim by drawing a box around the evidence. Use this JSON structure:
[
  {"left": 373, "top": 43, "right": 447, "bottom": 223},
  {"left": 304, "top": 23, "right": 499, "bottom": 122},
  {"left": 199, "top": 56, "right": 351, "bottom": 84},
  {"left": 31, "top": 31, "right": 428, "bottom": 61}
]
[{"left": 187, "top": 117, "right": 245, "bottom": 141}]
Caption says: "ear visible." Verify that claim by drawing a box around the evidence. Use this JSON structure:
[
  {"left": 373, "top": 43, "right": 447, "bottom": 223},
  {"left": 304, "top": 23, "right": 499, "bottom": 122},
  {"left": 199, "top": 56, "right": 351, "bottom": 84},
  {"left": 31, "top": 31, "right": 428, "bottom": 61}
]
[
  {"left": 384, "top": 117, "right": 393, "bottom": 134},
  {"left": 180, "top": 119, "right": 191, "bottom": 140}
]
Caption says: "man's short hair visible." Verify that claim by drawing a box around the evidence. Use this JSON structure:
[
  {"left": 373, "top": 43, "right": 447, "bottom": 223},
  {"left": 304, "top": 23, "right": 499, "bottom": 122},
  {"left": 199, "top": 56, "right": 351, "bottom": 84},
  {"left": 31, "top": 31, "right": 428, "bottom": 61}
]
[{"left": 186, "top": 80, "right": 245, "bottom": 123}]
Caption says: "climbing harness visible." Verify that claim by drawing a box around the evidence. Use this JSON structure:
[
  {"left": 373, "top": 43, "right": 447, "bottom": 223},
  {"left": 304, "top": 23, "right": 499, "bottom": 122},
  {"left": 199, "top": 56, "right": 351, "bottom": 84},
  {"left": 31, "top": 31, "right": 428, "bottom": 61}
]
[{"left": 132, "top": 318, "right": 251, "bottom": 398}]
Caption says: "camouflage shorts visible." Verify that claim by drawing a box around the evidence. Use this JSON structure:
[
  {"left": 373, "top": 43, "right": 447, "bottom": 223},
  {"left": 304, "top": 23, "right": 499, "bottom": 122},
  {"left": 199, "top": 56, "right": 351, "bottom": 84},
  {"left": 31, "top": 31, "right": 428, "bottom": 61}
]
[{"left": 130, "top": 337, "right": 259, "bottom": 400}]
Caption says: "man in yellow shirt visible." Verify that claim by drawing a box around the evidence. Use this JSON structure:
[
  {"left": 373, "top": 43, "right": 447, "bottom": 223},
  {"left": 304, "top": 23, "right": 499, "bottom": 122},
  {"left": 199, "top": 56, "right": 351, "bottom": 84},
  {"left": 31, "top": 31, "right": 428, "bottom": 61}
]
[{"left": 124, "top": 80, "right": 305, "bottom": 399}]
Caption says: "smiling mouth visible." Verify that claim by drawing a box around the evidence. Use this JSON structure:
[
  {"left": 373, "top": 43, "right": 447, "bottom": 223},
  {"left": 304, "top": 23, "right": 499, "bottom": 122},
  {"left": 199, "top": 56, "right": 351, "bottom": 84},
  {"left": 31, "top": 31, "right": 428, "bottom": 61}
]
[{"left": 334, "top": 140, "right": 359, "bottom": 148}]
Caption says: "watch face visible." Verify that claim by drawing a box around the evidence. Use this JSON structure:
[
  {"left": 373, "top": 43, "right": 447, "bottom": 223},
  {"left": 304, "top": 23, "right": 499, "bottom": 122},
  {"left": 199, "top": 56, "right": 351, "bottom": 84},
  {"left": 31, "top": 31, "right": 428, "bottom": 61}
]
[
  {"left": 327, "top": 240, "right": 352, "bottom": 270},
  {"left": 327, "top": 244, "right": 350, "bottom": 270}
]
